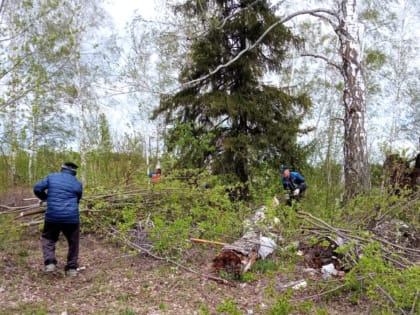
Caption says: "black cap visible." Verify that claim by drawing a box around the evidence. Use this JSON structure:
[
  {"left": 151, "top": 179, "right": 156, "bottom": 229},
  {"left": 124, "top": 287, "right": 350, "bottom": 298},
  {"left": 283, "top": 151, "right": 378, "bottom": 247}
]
[
  {"left": 61, "top": 162, "right": 78, "bottom": 171},
  {"left": 281, "top": 165, "right": 290, "bottom": 172}
]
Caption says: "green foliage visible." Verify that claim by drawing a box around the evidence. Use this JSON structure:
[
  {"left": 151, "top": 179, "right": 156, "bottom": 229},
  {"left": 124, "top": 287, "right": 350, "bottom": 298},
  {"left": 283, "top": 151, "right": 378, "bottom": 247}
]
[
  {"left": 273, "top": 204, "right": 300, "bottom": 239},
  {"left": 360, "top": 9, "right": 380, "bottom": 21},
  {"left": 297, "top": 164, "right": 343, "bottom": 221},
  {"left": 218, "top": 269, "right": 242, "bottom": 281},
  {"left": 9, "top": 302, "right": 49, "bottom": 315},
  {"left": 216, "top": 298, "right": 243, "bottom": 315},
  {"left": 150, "top": 216, "right": 193, "bottom": 256},
  {"left": 85, "top": 169, "right": 249, "bottom": 258},
  {"left": 240, "top": 271, "right": 258, "bottom": 282},
  {"left": 198, "top": 305, "right": 211, "bottom": 315},
  {"left": 341, "top": 188, "right": 419, "bottom": 227},
  {"left": 251, "top": 259, "right": 279, "bottom": 274},
  {"left": 266, "top": 292, "right": 294, "bottom": 315},
  {"left": 117, "top": 206, "right": 138, "bottom": 235},
  {"left": 152, "top": 0, "right": 311, "bottom": 200},
  {"left": 345, "top": 242, "right": 420, "bottom": 313},
  {"left": 164, "top": 121, "right": 216, "bottom": 169},
  {"left": 296, "top": 301, "right": 315, "bottom": 314},
  {"left": 0, "top": 215, "right": 25, "bottom": 251},
  {"left": 365, "top": 49, "right": 386, "bottom": 70}
]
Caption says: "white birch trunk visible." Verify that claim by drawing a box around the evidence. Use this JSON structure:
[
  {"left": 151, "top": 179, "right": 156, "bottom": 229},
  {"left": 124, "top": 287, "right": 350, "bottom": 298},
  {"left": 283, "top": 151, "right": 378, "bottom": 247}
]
[
  {"left": 337, "top": 0, "right": 370, "bottom": 199},
  {"left": 28, "top": 112, "right": 37, "bottom": 184},
  {"left": 7, "top": 103, "right": 17, "bottom": 184},
  {"left": 75, "top": 58, "right": 88, "bottom": 185}
]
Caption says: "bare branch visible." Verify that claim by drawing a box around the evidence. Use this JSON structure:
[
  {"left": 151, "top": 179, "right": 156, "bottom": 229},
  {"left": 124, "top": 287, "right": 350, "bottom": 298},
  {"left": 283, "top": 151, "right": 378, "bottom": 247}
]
[
  {"left": 182, "top": 8, "right": 339, "bottom": 88},
  {"left": 301, "top": 53, "right": 341, "bottom": 71},
  {"left": 410, "top": 290, "right": 419, "bottom": 315},
  {"left": 109, "top": 225, "right": 235, "bottom": 286},
  {"left": 290, "top": 274, "right": 374, "bottom": 302},
  {"left": 0, "top": 0, "right": 5, "bottom": 16},
  {"left": 309, "top": 12, "right": 338, "bottom": 28},
  {"left": 370, "top": 275, "right": 408, "bottom": 315}
]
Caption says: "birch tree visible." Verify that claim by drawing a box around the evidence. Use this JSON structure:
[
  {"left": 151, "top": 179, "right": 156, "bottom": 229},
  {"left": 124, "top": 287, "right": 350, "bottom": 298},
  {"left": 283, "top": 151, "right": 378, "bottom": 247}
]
[
  {"left": 63, "top": 0, "right": 116, "bottom": 184},
  {"left": 337, "top": 0, "right": 370, "bottom": 199},
  {"left": 1, "top": 0, "right": 79, "bottom": 183}
]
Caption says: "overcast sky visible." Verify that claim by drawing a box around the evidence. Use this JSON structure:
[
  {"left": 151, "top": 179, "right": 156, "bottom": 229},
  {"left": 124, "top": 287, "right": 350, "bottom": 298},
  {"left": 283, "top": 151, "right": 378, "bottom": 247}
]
[
  {"left": 101, "top": 0, "right": 160, "bottom": 142},
  {"left": 105, "top": 0, "right": 156, "bottom": 29}
]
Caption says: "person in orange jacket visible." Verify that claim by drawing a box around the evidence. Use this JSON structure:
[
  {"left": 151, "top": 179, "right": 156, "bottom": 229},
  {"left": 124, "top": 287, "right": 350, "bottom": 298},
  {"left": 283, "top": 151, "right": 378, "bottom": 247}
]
[{"left": 148, "top": 166, "right": 161, "bottom": 183}]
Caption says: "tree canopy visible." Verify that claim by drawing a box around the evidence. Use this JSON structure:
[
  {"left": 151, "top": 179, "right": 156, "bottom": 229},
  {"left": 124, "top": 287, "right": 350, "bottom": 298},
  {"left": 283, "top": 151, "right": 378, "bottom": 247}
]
[{"left": 152, "top": 0, "right": 311, "bottom": 199}]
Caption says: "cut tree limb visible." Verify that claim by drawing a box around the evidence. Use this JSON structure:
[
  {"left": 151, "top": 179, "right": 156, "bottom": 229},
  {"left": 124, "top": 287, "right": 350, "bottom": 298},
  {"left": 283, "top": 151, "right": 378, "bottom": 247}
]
[{"left": 190, "top": 238, "right": 226, "bottom": 246}]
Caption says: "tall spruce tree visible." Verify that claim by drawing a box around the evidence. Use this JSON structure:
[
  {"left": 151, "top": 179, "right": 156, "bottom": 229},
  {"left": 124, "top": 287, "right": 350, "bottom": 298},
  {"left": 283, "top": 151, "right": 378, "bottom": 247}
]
[{"left": 152, "top": 0, "right": 311, "bottom": 200}]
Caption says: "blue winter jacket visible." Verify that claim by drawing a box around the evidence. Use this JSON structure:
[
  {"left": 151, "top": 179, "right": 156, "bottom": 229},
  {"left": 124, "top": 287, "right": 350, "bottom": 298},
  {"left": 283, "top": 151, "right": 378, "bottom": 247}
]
[
  {"left": 33, "top": 168, "right": 83, "bottom": 224},
  {"left": 282, "top": 171, "right": 306, "bottom": 192}
]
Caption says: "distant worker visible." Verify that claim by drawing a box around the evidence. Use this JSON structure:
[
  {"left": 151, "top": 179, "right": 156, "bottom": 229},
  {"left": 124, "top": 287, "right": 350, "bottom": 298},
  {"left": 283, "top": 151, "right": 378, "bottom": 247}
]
[
  {"left": 148, "top": 165, "right": 161, "bottom": 184},
  {"left": 282, "top": 167, "right": 307, "bottom": 205}
]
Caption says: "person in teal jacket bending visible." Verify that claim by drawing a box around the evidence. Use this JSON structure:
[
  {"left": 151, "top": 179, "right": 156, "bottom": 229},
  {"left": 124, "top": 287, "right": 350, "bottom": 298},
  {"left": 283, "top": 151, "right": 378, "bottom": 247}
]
[{"left": 282, "top": 167, "right": 307, "bottom": 205}]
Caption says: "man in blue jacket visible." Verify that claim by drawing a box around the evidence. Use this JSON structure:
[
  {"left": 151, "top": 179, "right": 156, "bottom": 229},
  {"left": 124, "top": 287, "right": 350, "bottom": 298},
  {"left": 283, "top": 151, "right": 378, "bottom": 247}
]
[
  {"left": 282, "top": 167, "right": 307, "bottom": 205},
  {"left": 33, "top": 162, "right": 83, "bottom": 276}
]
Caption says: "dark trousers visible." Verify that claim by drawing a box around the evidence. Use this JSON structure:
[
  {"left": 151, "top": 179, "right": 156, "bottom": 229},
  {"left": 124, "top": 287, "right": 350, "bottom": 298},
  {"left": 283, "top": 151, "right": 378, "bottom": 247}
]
[{"left": 42, "top": 222, "right": 80, "bottom": 270}]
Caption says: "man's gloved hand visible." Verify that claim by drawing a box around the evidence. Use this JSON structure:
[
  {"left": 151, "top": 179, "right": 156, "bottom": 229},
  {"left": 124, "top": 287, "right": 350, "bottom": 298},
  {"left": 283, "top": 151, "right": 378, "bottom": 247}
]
[{"left": 293, "top": 188, "right": 300, "bottom": 196}]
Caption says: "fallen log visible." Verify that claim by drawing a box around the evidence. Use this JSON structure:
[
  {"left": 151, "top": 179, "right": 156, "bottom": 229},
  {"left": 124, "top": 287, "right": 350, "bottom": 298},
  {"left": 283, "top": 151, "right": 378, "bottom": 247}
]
[
  {"left": 212, "top": 238, "right": 260, "bottom": 275},
  {"left": 212, "top": 206, "right": 278, "bottom": 276}
]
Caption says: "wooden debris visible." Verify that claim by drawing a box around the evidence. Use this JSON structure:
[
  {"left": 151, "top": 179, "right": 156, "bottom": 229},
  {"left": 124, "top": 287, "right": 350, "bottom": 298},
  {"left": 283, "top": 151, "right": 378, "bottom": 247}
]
[
  {"left": 212, "top": 206, "right": 278, "bottom": 276},
  {"left": 190, "top": 238, "right": 226, "bottom": 246},
  {"left": 297, "top": 210, "right": 420, "bottom": 271},
  {"left": 212, "top": 238, "right": 260, "bottom": 275}
]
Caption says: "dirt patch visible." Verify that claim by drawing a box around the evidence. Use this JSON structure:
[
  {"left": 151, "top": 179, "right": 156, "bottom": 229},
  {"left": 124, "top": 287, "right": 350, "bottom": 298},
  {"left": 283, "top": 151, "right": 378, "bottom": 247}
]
[{"left": 0, "top": 226, "right": 375, "bottom": 315}]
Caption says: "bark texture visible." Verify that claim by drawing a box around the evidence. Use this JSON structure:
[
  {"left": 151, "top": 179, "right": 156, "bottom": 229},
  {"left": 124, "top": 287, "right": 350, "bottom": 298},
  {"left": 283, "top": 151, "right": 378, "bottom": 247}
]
[
  {"left": 336, "top": 0, "right": 370, "bottom": 200},
  {"left": 212, "top": 206, "right": 278, "bottom": 276}
]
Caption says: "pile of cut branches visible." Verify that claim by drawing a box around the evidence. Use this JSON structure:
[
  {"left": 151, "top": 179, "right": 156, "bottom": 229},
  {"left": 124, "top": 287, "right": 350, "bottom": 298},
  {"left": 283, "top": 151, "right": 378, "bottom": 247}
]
[{"left": 297, "top": 210, "right": 420, "bottom": 271}]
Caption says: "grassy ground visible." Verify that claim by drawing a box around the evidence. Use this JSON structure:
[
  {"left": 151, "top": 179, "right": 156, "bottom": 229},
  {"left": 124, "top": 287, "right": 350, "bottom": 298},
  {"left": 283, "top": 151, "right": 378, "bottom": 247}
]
[{"left": 0, "top": 225, "right": 375, "bottom": 315}]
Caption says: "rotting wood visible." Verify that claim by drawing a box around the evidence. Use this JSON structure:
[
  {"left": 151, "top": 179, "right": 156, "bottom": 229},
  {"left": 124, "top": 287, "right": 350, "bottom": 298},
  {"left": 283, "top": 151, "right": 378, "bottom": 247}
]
[
  {"left": 212, "top": 238, "right": 260, "bottom": 275},
  {"left": 212, "top": 206, "right": 278, "bottom": 276}
]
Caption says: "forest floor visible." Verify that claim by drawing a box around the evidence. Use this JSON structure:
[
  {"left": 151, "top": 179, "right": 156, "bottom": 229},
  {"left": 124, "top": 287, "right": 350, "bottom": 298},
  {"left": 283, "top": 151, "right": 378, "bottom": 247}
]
[
  {"left": 0, "top": 228, "right": 375, "bottom": 315},
  {"left": 0, "top": 188, "right": 379, "bottom": 315}
]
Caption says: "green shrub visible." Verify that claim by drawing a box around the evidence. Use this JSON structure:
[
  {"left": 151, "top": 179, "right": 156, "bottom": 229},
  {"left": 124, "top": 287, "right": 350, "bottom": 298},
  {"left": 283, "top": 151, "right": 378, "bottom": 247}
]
[
  {"left": 266, "top": 293, "right": 294, "bottom": 315},
  {"left": 0, "top": 214, "right": 25, "bottom": 251},
  {"left": 251, "top": 259, "right": 278, "bottom": 274},
  {"left": 345, "top": 242, "right": 420, "bottom": 313},
  {"left": 216, "top": 298, "right": 243, "bottom": 315}
]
